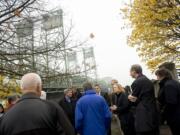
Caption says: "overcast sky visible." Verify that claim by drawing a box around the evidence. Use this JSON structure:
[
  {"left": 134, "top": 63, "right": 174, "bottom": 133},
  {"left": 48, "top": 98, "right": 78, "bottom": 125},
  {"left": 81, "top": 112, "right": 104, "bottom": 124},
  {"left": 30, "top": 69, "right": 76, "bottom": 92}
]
[{"left": 46, "top": 0, "right": 154, "bottom": 86}]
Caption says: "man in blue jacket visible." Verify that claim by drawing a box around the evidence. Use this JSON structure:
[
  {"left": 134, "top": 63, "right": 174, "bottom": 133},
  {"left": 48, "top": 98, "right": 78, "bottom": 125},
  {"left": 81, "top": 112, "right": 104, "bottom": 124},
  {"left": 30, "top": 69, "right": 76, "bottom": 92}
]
[{"left": 75, "top": 82, "right": 112, "bottom": 135}]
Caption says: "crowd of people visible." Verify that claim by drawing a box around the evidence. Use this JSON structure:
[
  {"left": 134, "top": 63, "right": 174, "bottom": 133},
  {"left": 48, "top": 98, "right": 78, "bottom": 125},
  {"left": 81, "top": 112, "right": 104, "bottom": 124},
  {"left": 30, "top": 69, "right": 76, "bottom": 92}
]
[{"left": 0, "top": 64, "right": 180, "bottom": 135}]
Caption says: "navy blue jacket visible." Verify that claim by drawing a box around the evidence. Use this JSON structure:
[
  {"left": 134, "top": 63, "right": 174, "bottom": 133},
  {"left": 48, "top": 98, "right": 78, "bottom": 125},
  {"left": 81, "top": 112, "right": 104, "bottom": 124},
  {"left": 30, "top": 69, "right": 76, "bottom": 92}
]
[{"left": 75, "top": 90, "right": 112, "bottom": 135}]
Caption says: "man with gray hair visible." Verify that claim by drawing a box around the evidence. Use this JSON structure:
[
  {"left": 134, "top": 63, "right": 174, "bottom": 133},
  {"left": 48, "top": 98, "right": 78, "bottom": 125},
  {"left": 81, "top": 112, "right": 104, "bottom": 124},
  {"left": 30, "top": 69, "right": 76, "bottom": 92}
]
[{"left": 0, "top": 73, "right": 75, "bottom": 135}]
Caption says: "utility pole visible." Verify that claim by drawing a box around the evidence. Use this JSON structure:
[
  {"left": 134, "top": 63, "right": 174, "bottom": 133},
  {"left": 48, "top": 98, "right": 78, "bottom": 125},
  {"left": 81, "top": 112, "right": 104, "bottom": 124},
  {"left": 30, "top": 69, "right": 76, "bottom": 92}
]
[
  {"left": 83, "top": 48, "right": 88, "bottom": 81},
  {"left": 93, "top": 56, "right": 98, "bottom": 83},
  {"left": 45, "top": 31, "right": 49, "bottom": 75},
  {"left": 61, "top": 12, "right": 69, "bottom": 87},
  {"left": 45, "top": 30, "right": 50, "bottom": 88},
  {"left": 31, "top": 21, "right": 36, "bottom": 72},
  {"left": 18, "top": 36, "right": 21, "bottom": 73}
]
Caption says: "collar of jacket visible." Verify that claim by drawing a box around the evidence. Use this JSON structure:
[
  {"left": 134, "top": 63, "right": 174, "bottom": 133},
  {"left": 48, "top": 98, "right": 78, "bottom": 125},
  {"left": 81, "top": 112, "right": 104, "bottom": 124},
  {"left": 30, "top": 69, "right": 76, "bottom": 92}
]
[
  {"left": 159, "top": 78, "right": 169, "bottom": 87},
  {"left": 115, "top": 92, "right": 122, "bottom": 96},
  {"left": 136, "top": 74, "right": 144, "bottom": 79},
  {"left": 18, "top": 92, "right": 40, "bottom": 103},
  {"left": 84, "top": 90, "right": 96, "bottom": 95}
]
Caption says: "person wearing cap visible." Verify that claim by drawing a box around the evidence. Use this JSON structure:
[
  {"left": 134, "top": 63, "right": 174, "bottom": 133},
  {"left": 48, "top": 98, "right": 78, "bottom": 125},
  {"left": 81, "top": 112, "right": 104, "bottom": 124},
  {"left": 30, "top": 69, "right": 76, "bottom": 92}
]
[{"left": 59, "top": 88, "right": 76, "bottom": 128}]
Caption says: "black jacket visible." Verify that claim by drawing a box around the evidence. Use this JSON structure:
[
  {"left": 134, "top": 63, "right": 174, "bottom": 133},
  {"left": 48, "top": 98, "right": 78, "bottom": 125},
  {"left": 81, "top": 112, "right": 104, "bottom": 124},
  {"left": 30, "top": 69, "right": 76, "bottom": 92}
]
[
  {"left": 112, "top": 92, "right": 135, "bottom": 135},
  {"left": 101, "top": 92, "right": 111, "bottom": 106},
  {"left": 0, "top": 93, "right": 75, "bottom": 135},
  {"left": 131, "top": 75, "right": 159, "bottom": 132},
  {"left": 59, "top": 97, "right": 76, "bottom": 126},
  {"left": 112, "top": 92, "right": 129, "bottom": 116},
  {"left": 158, "top": 78, "right": 180, "bottom": 125}
]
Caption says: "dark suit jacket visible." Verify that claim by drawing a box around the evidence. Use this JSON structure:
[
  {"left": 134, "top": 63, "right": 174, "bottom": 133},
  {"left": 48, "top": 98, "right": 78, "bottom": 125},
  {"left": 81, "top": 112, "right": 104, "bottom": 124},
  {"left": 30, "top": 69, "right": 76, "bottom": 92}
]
[
  {"left": 112, "top": 92, "right": 129, "bottom": 116},
  {"left": 101, "top": 92, "right": 111, "bottom": 106},
  {"left": 112, "top": 92, "right": 135, "bottom": 135},
  {"left": 130, "top": 75, "right": 159, "bottom": 132},
  {"left": 59, "top": 97, "right": 76, "bottom": 126},
  {"left": 0, "top": 93, "right": 75, "bottom": 135}
]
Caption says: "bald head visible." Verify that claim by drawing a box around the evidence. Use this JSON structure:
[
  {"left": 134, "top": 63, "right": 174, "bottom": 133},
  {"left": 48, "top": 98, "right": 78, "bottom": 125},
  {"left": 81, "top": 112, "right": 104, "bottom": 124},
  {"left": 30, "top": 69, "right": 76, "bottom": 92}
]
[{"left": 21, "top": 73, "right": 42, "bottom": 96}]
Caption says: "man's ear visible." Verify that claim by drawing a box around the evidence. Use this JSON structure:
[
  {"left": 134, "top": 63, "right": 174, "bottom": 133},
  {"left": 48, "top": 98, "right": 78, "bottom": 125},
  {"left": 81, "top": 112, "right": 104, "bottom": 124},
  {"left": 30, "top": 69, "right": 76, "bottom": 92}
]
[{"left": 37, "top": 83, "right": 42, "bottom": 97}]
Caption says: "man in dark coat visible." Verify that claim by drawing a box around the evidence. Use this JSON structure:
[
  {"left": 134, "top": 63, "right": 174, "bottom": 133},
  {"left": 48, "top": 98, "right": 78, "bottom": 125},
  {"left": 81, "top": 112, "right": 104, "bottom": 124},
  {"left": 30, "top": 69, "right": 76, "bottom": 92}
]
[
  {"left": 155, "top": 68, "right": 180, "bottom": 135},
  {"left": 128, "top": 64, "right": 159, "bottom": 135},
  {"left": 59, "top": 88, "right": 76, "bottom": 127},
  {"left": 94, "top": 84, "right": 111, "bottom": 106},
  {"left": 0, "top": 73, "right": 75, "bottom": 135}
]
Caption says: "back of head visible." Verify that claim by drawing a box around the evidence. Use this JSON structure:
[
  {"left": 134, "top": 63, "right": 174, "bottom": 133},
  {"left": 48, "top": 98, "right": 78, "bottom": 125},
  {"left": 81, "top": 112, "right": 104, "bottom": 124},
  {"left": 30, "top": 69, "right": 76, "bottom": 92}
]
[
  {"left": 124, "top": 85, "right": 131, "bottom": 95},
  {"left": 21, "top": 73, "right": 42, "bottom": 96},
  {"left": 159, "top": 62, "right": 175, "bottom": 71},
  {"left": 124, "top": 85, "right": 131, "bottom": 91},
  {"left": 155, "top": 68, "right": 173, "bottom": 80},
  {"left": 83, "top": 82, "right": 93, "bottom": 91},
  {"left": 131, "top": 64, "right": 143, "bottom": 74}
]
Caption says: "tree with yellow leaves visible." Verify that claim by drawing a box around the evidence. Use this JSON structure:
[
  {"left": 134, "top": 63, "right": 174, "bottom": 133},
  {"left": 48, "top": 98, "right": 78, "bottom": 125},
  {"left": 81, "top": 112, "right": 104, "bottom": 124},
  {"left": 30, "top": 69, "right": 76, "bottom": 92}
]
[
  {"left": 122, "top": 0, "right": 180, "bottom": 71},
  {"left": 0, "top": 75, "right": 21, "bottom": 99}
]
